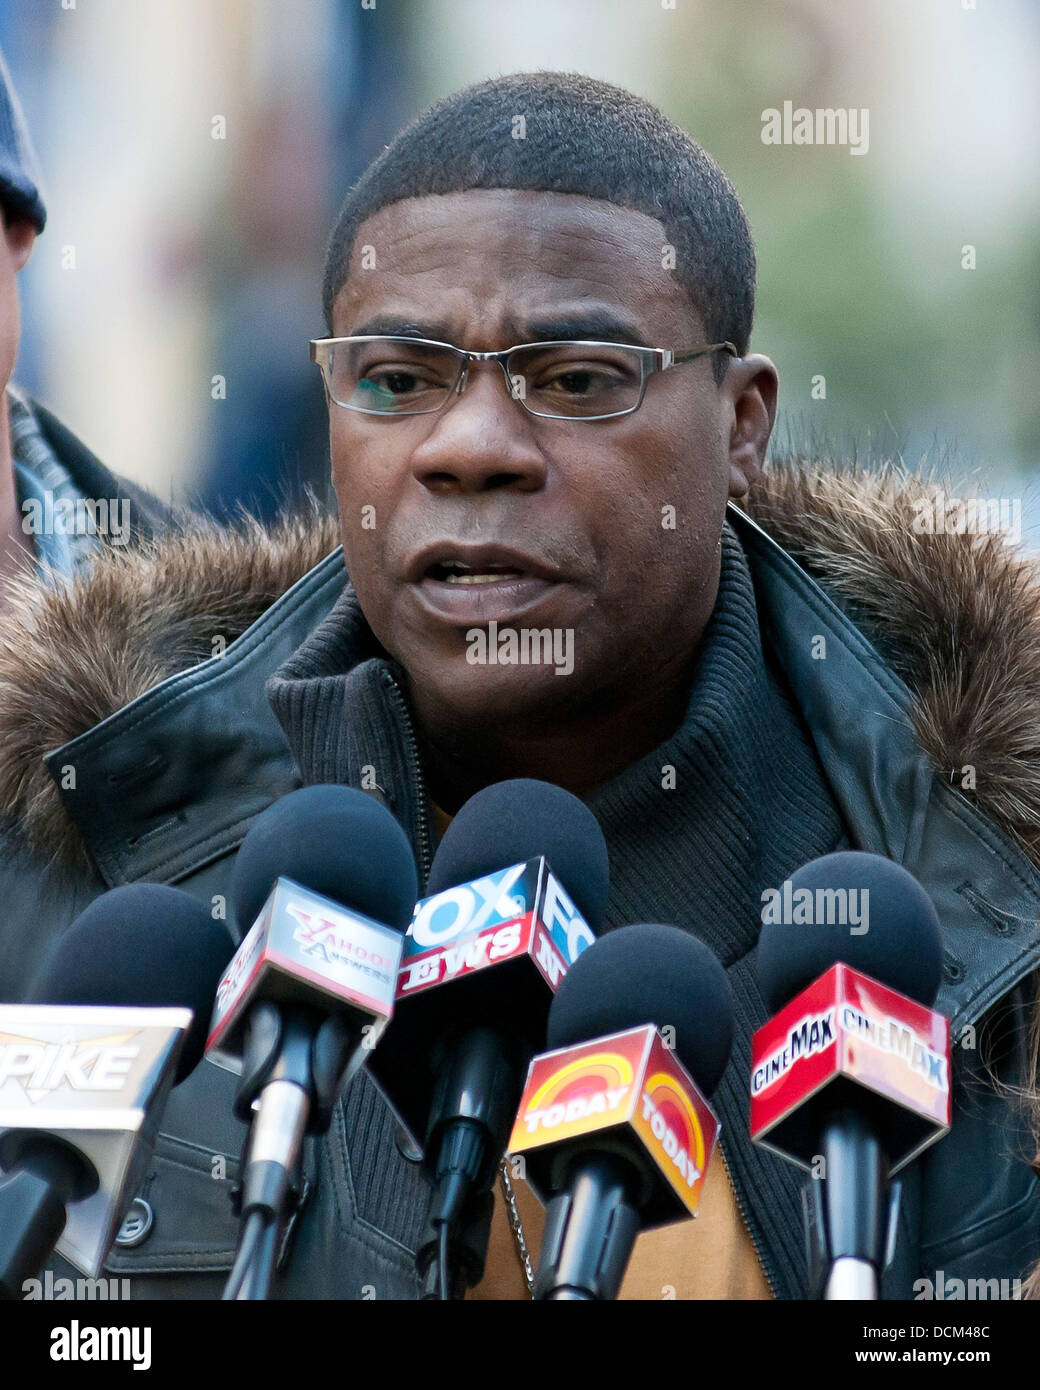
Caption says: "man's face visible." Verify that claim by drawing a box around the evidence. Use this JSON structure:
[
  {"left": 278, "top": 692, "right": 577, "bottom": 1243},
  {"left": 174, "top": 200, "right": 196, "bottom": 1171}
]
[{"left": 328, "top": 188, "right": 775, "bottom": 730}]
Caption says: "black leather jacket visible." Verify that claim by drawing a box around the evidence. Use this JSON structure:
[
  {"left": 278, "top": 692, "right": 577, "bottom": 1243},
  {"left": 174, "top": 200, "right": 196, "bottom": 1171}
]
[{"left": 2, "top": 500, "right": 1038, "bottom": 1300}]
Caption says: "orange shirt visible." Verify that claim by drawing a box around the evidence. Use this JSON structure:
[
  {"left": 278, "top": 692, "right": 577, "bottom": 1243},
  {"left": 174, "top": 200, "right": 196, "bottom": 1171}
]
[{"left": 467, "top": 1147, "right": 773, "bottom": 1301}]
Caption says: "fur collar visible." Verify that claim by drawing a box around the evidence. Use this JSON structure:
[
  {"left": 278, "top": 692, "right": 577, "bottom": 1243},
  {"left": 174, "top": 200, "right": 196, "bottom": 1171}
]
[{"left": 2, "top": 464, "right": 1038, "bottom": 872}]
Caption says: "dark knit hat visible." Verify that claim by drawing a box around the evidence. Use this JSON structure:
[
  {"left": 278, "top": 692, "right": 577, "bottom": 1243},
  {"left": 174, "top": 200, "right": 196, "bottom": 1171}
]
[{"left": 0, "top": 46, "right": 46, "bottom": 232}]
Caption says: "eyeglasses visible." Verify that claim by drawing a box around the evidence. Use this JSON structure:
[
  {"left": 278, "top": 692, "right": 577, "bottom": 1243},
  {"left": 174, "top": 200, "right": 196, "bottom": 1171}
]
[{"left": 309, "top": 335, "right": 738, "bottom": 421}]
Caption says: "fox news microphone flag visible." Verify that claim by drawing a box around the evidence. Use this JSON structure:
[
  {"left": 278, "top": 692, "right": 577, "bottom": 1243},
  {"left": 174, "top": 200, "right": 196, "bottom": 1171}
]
[
  {"left": 0, "top": 884, "right": 234, "bottom": 1290},
  {"left": 509, "top": 923, "right": 733, "bottom": 1301},
  {"left": 368, "top": 778, "right": 608, "bottom": 1150},
  {"left": 366, "top": 778, "right": 609, "bottom": 1298},
  {"left": 751, "top": 851, "right": 950, "bottom": 1299}
]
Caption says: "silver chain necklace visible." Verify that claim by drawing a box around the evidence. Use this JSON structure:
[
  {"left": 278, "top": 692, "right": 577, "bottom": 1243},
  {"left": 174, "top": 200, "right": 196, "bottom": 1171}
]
[{"left": 498, "top": 1158, "right": 535, "bottom": 1297}]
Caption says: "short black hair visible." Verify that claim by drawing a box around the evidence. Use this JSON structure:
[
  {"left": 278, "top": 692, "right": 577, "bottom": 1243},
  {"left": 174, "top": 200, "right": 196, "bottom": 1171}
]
[{"left": 322, "top": 71, "right": 756, "bottom": 383}]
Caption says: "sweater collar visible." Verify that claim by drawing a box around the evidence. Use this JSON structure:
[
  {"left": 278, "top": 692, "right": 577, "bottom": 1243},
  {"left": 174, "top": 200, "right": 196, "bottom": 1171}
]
[{"left": 266, "top": 523, "right": 848, "bottom": 960}]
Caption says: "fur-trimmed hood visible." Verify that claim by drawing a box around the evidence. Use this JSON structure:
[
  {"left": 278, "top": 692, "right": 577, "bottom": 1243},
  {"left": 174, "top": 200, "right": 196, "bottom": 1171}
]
[{"left": 2, "top": 464, "right": 1039, "bottom": 872}]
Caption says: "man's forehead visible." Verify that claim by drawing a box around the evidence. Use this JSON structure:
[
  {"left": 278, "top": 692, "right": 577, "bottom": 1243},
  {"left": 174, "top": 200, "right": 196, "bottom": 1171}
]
[{"left": 333, "top": 188, "right": 697, "bottom": 341}]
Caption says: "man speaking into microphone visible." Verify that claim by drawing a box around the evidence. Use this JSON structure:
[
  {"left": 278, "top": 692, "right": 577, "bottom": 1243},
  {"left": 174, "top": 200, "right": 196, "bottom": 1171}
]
[{"left": 1, "top": 71, "right": 1039, "bottom": 1300}]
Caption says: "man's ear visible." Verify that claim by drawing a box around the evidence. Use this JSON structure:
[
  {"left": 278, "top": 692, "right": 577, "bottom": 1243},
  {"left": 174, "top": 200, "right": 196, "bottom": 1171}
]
[
  {"left": 3, "top": 217, "right": 37, "bottom": 272},
  {"left": 723, "top": 353, "right": 778, "bottom": 498}
]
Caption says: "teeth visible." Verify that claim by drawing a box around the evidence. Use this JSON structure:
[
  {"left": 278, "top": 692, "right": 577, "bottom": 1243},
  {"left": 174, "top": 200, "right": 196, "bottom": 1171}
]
[
  {"left": 444, "top": 571, "right": 518, "bottom": 585},
  {"left": 428, "top": 558, "right": 524, "bottom": 584}
]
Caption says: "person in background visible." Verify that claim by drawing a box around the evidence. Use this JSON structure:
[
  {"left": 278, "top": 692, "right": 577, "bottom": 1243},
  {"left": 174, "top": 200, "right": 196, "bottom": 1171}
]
[{"left": 0, "top": 47, "right": 171, "bottom": 599}]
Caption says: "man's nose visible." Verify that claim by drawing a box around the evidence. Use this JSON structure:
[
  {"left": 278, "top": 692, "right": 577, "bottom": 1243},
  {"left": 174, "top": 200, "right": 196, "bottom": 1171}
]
[{"left": 409, "top": 361, "right": 549, "bottom": 495}]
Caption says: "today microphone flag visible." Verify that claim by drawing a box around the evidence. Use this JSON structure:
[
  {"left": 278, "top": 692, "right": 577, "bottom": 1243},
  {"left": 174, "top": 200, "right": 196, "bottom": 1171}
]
[
  {"left": 750, "top": 962, "right": 951, "bottom": 1173},
  {"left": 508, "top": 1023, "right": 720, "bottom": 1226}
]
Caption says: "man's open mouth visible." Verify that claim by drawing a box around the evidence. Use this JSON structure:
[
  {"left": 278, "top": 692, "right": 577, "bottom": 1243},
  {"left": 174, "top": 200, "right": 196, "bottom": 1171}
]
[
  {"left": 424, "top": 559, "right": 525, "bottom": 586},
  {"left": 406, "top": 544, "right": 566, "bottom": 625},
  {"left": 407, "top": 542, "right": 562, "bottom": 586}
]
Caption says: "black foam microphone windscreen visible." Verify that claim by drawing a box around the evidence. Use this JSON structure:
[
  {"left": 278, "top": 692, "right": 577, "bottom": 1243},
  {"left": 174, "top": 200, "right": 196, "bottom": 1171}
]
[
  {"left": 756, "top": 851, "right": 943, "bottom": 1013},
  {"left": 547, "top": 922, "right": 734, "bottom": 1097},
  {"left": 230, "top": 784, "right": 419, "bottom": 937},
  {"left": 425, "top": 778, "right": 610, "bottom": 932},
  {"left": 31, "top": 883, "right": 235, "bottom": 1081}
]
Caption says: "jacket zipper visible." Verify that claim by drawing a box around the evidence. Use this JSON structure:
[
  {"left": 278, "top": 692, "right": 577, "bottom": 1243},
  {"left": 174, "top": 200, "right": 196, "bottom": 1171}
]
[
  {"left": 719, "top": 1135, "right": 780, "bottom": 1298},
  {"left": 381, "top": 670, "right": 433, "bottom": 887}
]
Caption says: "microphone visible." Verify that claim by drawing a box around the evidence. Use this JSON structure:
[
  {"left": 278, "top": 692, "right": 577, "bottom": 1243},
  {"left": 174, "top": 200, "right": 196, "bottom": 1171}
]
[
  {"left": 204, "top": 785, "right": 417, "bottom": 1299},
  {"left": 509, "top": 923, "right": 733, "bottom": 1301},
  {"left": 366, "top": 778, "right": 609, "bottom": 1298},
  {"left": 0, "top": 884, "right": 234, "bottom": 1294},
  {"left": 751, "top": 851, "right": 951, "bottom": 1300}
]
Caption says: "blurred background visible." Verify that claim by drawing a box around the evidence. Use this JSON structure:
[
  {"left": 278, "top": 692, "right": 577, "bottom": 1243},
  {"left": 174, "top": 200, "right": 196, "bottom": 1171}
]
[{"left": 3, "top": 0, "right": 1038, "bottom": 525}]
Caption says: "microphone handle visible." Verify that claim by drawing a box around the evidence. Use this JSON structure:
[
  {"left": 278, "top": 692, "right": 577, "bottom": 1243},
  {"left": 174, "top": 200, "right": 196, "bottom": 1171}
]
[
  {"left": 534, "top": 1152, "right": 642, "bottom": 1301},
  {"left": 820, "top": 1104, "right": 887, "bottom": 1300},
  {"left": 0, "top": 1137, "right": 97, "bottom": 1298},
  {"left": 418, "top": 1188, "right": 495, "bottom": 1299},
  {"left": 236, "top": 1006, "right": 314, "bottom": 1222}
]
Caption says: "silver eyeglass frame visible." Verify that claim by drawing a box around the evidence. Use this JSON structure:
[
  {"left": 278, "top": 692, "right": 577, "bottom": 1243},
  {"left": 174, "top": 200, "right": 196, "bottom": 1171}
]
[{"left": 309, "top": 335, "right": 738, "bottom": 421}]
